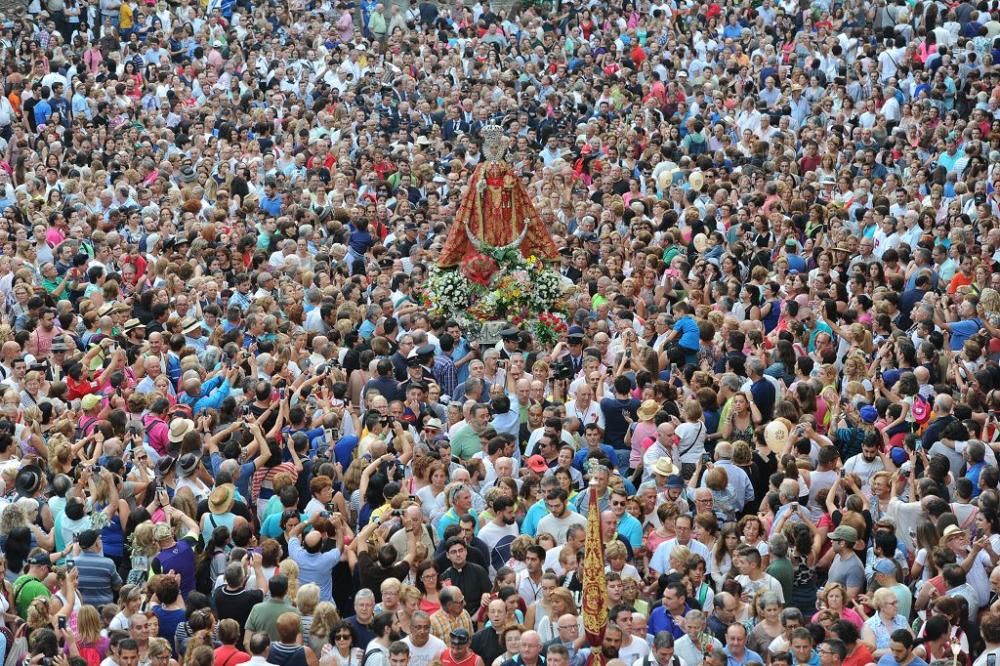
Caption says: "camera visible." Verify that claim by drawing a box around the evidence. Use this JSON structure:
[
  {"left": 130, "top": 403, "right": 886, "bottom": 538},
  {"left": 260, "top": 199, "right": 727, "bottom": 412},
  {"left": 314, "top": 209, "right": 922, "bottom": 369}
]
[{"left": 551, "top": 361, "right": 574, "bottom": 381}]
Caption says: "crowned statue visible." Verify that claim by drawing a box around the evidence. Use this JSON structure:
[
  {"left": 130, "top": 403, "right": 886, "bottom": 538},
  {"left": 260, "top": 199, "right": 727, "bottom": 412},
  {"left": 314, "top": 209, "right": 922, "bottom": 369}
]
[{"left": 437, "top": 124, "right": 560, "bottom": 268}]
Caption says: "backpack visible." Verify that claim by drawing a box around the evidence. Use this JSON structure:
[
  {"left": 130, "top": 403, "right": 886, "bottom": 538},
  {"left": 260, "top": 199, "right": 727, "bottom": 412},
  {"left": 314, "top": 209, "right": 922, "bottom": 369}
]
[
  {"left": 912, "top": 394, "right": 932, "bottom": 427},
  {"left": 194, "top": 548, "right": 223, "bottom": 595},
  {"left": 78, "top": 645, "right": 102, "bottom": 666}
]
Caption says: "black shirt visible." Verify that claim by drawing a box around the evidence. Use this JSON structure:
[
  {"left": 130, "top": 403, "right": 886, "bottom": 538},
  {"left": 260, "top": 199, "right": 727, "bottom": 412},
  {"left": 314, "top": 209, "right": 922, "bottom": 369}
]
[
  {"left": 440, "top": 562, "right": 491, "bottom": 615},
  {"left": 471, "top": 626, "right": 505, "bottom": 666},
  {"left": 213, "top": 585, "right": 264, "bottom": 634}
]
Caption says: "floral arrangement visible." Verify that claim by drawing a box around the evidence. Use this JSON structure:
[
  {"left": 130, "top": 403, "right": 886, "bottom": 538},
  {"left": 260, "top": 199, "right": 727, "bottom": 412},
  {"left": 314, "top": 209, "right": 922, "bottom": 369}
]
[
  {"left": 426, "top": 244, "right": 568, "bottom": 339},
  {"left": 529, "top": 311, "right": 568, "bottom": 345}
]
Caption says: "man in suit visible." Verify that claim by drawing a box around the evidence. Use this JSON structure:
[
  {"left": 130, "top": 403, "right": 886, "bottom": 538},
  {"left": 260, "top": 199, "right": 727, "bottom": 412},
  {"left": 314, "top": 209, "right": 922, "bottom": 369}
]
[{"left": 442, "top": 107, "right": 469, "bottom": 141}]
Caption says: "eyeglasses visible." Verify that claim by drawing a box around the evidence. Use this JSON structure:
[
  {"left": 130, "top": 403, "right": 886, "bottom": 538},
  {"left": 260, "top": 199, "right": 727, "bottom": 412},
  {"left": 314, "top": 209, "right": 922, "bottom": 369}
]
[{"left": 610, "top": 501, "right": 626, "bottom": 507}]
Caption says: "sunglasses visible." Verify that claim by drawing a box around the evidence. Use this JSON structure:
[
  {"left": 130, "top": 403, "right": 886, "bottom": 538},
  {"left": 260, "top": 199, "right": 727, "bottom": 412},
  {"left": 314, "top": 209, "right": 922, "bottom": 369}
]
[{"left": 335, "top": 635, "right": 352, "bottom": 640}]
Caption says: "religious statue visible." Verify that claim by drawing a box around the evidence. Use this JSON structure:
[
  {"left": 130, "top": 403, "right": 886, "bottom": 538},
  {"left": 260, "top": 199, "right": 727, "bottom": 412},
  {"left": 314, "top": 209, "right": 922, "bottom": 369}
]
[{"left": 437, "top": 124, "right": 560, "bottom": 268}]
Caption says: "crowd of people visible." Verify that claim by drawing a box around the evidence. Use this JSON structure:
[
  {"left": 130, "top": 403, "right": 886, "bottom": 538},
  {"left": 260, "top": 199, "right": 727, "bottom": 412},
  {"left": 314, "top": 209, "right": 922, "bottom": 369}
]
[{"left": 0, "top": 2, "right": 1000, "bottom": 666}]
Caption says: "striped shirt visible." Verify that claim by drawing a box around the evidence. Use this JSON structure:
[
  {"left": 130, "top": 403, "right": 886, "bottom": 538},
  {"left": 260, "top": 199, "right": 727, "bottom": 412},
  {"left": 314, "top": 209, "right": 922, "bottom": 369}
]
[{"left": 75, "top": 551, "right": 122, "bottom": 607}]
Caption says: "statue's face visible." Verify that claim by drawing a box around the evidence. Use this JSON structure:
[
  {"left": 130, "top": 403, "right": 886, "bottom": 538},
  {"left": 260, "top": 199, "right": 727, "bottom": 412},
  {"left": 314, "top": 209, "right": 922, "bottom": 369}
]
[{"left": 482, "top": 126, "right": 507, "bottom": 162}]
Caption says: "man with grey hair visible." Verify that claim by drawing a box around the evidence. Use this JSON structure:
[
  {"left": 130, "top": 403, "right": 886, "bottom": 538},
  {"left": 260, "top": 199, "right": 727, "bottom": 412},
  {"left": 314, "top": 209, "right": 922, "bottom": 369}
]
[
  {"left": 767, "top": 608, "right": 805, "bottom": 655},
  {"left": 767, "top": 479, "right": 804, "bottom": 536},
  {"left": 675, "top": 610, "right": 723, "bottom": 666},
  {"left": 742, "top": 357, "right": 776, "bottom": 422},
  {"left": 402, "top": 610, "right": 445, "bottom": 666},
  {"left": 708, "top": 592, "right": 737, "bottom": 641},
  {"left": 702, "top": 441, "right": 753, "bottom": 512},
  {"left": 766, "top": 533, "right": 793, "bottom": 602},
  {"left": 924, "top": 393, "right": 957, "bottom": 451}
]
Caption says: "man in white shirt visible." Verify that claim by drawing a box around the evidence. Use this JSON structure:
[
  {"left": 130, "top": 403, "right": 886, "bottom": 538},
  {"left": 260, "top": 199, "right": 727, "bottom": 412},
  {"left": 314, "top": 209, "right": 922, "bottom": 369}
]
[
  {"left": 733, "top": 546, "right": 785, "bottom": 603},
  {"left": 543, "top": 523, "right": 585, "bottom": 575},
  {"left": 649, "top": 515, "right": 710, "bottom": 575},
  {"left": 402, "top": 611, "right": 446, "bottom": 666},
  {"left": 476, "top": 496, "right": 519, "bottom": 576},
  {"left": 536, "top": 488, "right": 587, "bottom": 543}
]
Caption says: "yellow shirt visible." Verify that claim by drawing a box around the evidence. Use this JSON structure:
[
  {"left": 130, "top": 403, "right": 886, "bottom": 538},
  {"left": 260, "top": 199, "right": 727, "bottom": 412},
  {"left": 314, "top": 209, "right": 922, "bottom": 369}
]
[{"left": 119, "top": 3, "right": 134, "bottom": 29}]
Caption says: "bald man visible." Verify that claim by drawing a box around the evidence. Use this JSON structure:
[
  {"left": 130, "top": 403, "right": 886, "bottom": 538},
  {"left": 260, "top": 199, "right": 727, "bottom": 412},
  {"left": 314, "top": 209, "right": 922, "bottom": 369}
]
[
  {"left": 471, "top": 599, "right": 507, "bottom": 666},
  {"left": 389, "top": 505, "right": 437, "bottom": 556},
  {"left": 286, "top": 514, "right": 345, "bottom": 602}
]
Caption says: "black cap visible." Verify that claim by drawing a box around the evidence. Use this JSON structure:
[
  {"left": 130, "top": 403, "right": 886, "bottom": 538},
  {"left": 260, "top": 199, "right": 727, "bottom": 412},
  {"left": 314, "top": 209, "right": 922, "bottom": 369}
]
[
  {"left": 416, "top": 344, "right": 436, "bottom": 357},
  {"left": 27, "top": 552, "right": 50, "bottom": 566},
  {"left": 450, "top": 629, "right": 470, "bottom": 644},
  {"left": 500, "top": 327, "right": 519, "bottom": 340}
]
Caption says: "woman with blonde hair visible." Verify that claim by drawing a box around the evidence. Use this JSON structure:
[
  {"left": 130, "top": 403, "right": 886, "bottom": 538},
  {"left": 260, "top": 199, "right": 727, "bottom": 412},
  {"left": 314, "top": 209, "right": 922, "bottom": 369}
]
[
  {"left": 858, "top": 588, "right": 911, "bottom": 657},
  {"left": 812, "top": 582, "right": 863, "bottom": 627},
  {"left": 397, "top": 585, "right": 421, "bottom": 636},
  {"left": 376, "top": 578, "right": 402, "bottom": 615},
  {"left": 297, "top": 583, "right": 321, "bottom": 645},
  {"left": 78, "top": 604, "right": 111, "bottom": 659},
  {"left": 536, "top": 588, "right": 579, "bottom": 643},
  {"left": 668, "top": 544, "right": 692, "bottom": 575},
  {"left": 128, "top": 522, "right": 159, "bottom": 586},
  {"left": 149, "top": 637, "right": 179, "bottom": 666},
  {"left": 279, "top": 559, "right": 300, "bottom": 601},
  {"left": 307, "top": 602, "right": 342, "bottom": 655}
]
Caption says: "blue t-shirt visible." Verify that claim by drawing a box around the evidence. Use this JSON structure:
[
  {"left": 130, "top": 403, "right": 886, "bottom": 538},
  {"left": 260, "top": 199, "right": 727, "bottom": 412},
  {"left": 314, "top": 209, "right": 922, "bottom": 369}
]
[
  {"left": 947, "top": 318, "right": 982, "bottom": 351},
  {"left": 349, "top": 228, "right": 374, "bottom": 255},
  {"left": 876, "top": 656, "right": 927, "bottom": 666},
  {"left": 260, "top": 193, "right": 283, "bottom": 216},
  {"left": 33, "top": 100, "right": 52, "bottom": 126},
  {"left": 616, "top": 513, "right": 643, "bottom": 548},
  {"left": 600, "top": 397, "right": 641, "bottom": 448},
  {"left": 573, "top": 444, "right": 619, "bottom": 471},
  {"left": 673, "top": 316, "right": 700, "bottom": 350}
]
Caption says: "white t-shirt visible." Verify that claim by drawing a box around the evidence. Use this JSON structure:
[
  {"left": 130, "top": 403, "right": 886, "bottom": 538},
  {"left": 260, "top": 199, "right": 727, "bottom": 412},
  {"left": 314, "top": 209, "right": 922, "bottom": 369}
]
[
  {"left": 402, "top": 636, "right": 446, "bottom": 666},
  {"left": 618, "top": 636, "right": 650, "bottom": 665},
  {"left": 843, "top": 453, "right": 885, "bottom": 491},
  {"left": 477, "top": 521, "right": 519, "bottom": 576},
  {"left": 674, "top": 421, "right": 706, "bottom": 464},
  {"left": 536, "top": 510, "right": 588, "bottom": 543},
  {"left": 735, "top": 573, "right": 785, "bottom": 603}
]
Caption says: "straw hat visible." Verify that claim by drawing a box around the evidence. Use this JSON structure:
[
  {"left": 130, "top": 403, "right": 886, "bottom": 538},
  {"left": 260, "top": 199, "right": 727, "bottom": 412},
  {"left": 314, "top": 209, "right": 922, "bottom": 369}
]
[
  {"left": 208, "top": 484, "right": 236, "bottom": 514},
  {"left": 652, "top": 458, "right": 678, "bottom": 477},
  {"left": 637, "top": 400, "right": 659, "bottom": 422}
]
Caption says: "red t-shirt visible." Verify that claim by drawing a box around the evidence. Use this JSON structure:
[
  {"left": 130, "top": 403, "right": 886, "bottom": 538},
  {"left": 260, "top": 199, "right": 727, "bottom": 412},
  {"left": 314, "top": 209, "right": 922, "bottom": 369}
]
[
  {"left": 214, "top": 645, "right": 250, "bottom": 666},
  {"left": 842, "top": 642, "right": 874, "bottom": 666}
]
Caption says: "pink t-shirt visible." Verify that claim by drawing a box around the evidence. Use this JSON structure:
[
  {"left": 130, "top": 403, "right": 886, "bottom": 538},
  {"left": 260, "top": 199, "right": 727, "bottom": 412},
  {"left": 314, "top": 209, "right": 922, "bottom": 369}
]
[{"left": 630, "top": 421, "right": 658, "bottom": 467}]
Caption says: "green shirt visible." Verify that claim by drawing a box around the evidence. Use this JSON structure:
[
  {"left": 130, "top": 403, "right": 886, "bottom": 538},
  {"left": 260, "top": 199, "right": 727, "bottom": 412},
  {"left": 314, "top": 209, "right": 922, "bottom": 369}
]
[
  {"left": 14, "top": 574, "right": 51, "bottom": 619},
  {"left": 41, "top": 276, "right": 63, "bottom": 294},
  {"left": 245, "top": 598, "right": 298, "bottom": 642},
  {"left": 766, "top": 556, "right": 793, "bottom": 603},
  {"left": 450, "top": 423, "right": 482, "bottom": 460}
]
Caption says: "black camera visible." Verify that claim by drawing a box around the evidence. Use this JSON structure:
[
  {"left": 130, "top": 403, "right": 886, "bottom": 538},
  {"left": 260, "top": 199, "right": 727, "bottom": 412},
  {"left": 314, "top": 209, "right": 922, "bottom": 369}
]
[{"left": 552, "top": 361, "right": 574, "bottom": 381}]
